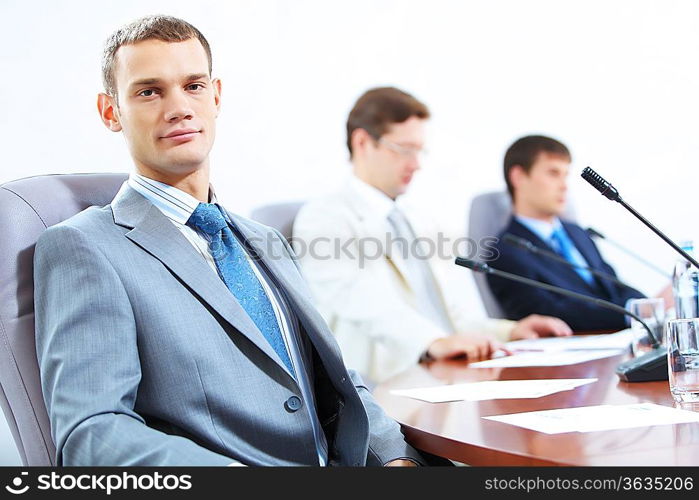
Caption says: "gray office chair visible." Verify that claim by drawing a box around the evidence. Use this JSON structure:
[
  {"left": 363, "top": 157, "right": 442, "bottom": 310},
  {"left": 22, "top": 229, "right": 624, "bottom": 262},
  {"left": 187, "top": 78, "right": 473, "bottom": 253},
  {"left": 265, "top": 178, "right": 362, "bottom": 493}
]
[
  {"left": 0, "top": 173, "right": 127, "bottom": 465},
  {"left": 468, "top": 191, "right": 577, "bottom": 319},
  {"left": 249, "top": 201, "right": 305, "bottom": 242}
]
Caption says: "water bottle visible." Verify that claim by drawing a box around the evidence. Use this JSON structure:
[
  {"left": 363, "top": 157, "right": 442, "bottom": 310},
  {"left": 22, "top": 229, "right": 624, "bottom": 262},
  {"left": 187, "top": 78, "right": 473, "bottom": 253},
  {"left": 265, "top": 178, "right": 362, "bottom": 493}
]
[{"left": 673, "top": 241, "right": 699, "bottom": 319}]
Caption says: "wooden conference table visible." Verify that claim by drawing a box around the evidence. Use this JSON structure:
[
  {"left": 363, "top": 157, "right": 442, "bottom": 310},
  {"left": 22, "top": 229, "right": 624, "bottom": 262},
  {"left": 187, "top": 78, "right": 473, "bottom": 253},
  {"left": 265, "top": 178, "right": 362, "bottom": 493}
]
[{"left": 373, "top": 347, "right": 699, "bottom": 466}]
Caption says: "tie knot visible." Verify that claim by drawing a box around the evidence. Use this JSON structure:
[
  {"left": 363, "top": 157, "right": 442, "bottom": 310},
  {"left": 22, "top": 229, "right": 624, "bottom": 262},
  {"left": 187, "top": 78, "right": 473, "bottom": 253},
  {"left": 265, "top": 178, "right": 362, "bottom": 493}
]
[{"left": 187, "top": 203, "right": 228, "bottom": 235}]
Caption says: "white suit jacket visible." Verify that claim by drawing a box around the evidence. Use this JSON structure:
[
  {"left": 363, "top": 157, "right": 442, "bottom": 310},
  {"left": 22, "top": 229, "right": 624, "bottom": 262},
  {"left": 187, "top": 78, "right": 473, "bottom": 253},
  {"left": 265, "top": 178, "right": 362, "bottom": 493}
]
[{"left": 293, "top": 177, "right": 514, "bottom": 384}]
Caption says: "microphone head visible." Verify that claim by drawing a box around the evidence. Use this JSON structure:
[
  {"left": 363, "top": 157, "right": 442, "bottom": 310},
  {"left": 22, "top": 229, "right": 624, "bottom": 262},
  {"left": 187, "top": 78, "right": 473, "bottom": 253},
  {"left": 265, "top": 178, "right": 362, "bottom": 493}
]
[
  {"left": 581, "top": 167, "right": 621, "bottom": 201},
  {"left": 454, "top": 257, "right": 490, "bottom": 273}
]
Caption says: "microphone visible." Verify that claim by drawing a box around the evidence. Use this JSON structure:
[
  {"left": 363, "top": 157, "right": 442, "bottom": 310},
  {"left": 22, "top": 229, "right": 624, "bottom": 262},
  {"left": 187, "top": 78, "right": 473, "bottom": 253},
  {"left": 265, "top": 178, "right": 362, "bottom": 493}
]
[
  {"left": 455, "top": 257, "right": 667, "bottom": 382},
  {"left": 579, "top": 165, "right": 699, "bottom": 382},
  {"left": 585, "top": 227, "right": 671, "bottom": 279},
  {"left": 503, "top": 233, "right": 631, "bottom": 288},
  {"left": 581, "top": 167, "right": 699, "bottom": 269}
]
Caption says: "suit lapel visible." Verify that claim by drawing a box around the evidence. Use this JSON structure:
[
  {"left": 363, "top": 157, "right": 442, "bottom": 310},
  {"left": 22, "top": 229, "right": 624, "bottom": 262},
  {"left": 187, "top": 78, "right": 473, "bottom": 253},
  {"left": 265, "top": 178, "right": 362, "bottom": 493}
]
[
  {"left": 111, "top": 186, "right": 294, "bottom": 378},
  {"left": 384, "top": 255, "right": 412, "bottom": 291}
]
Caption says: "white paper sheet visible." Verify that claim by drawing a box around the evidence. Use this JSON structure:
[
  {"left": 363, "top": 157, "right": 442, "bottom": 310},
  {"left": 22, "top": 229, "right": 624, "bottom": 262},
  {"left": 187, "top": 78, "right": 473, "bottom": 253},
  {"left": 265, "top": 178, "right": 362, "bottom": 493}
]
[
  {"left": 484, "top": 403, "right": 699, "bottom": 434},
  {"left": 390, "top": 378, "right": 597, "bottom": 403},
  {"left": 468, "top": 349, "right": 622, "bottom": 368},
  {"left": 505, "top": 329, "right": 634, "bottom": 353}
]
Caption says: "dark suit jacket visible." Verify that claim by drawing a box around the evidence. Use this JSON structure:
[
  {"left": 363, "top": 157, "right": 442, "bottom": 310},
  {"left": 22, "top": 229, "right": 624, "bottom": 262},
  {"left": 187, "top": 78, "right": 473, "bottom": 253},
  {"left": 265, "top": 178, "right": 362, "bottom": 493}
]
[{"left": 487, "top": 217, "right": 644, "bottom": 332}]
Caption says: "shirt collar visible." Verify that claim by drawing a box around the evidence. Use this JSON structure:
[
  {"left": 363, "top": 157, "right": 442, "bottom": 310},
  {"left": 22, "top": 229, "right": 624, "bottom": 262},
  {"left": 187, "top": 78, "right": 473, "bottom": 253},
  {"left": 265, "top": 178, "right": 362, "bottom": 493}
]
[
  {"left": 514, "top": 214, "right": 563, "bottom": 243},
  {"left": 348, "top": 175, "right": 397, "bottom": 221},
  {"left": 128, "top": 173, "right": 217, "bottom": 225}
]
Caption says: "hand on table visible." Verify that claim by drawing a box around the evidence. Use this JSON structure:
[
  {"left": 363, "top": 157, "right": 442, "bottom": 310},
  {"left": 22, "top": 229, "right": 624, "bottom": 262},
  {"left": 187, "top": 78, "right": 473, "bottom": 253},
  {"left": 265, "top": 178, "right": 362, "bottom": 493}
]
[
  {"left": 426, "top": 334, "right": 508, "bottom": 362},
  {"left": 509, "top": 314, "right": 572, "bottom": 340}
]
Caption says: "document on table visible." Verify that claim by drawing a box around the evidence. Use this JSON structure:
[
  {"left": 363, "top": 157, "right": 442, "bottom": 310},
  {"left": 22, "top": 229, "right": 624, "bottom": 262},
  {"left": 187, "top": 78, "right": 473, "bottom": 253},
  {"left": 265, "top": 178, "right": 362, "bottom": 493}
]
[
  {"left": 390, "top": 378, "right": 597, "bottom": 403},
  {"left": 484, "top": 403, "right": 699, "bottom": 434},
  {"left": 505, "top": 329, "right": 634, "bottom": 352},
  {"left": 468, "top": 349, "right": 622, "bottom": 368}
]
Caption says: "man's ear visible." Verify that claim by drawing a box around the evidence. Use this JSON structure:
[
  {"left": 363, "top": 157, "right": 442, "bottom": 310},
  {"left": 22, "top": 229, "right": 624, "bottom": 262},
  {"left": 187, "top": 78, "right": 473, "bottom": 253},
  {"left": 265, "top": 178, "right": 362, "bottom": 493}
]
[
  {"left": 351, "top": 128, "right": 373, "bottom": 157},
  {"left": 509, "top": 164, "right": 526, "bottom": 191},
  {"left": 212, "top": 78, "right": 222, "bottom": 117},
  {"left": 97, "top": 93, "right": 122, "bottom": 132}
]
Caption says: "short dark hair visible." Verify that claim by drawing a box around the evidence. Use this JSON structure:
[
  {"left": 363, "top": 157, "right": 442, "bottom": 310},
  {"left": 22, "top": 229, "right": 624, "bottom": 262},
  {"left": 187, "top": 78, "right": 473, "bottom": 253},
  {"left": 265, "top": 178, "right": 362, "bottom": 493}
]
[
  {"left": 346, "top": 87, "right": 430, "bottom": 157},
  {"left": 503, "top": 135, "right": 571, "bottom": 199},
  {"left": 102, "top": 15, "right": 212, "bottom": 98}
]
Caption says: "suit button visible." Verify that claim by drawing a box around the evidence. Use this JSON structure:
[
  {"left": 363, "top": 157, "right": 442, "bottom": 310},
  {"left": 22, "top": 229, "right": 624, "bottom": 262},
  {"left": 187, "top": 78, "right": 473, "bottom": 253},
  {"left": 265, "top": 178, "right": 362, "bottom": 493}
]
[{"left": 285, "top": 396, "right": 302, "bottom": 412}]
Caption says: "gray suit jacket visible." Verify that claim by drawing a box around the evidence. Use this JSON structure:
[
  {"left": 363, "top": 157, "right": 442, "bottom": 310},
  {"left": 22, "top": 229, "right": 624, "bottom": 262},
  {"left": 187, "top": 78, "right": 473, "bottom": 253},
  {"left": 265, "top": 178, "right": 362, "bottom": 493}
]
[{"left": 33, "top": 184, "right": 424, "bottom": 466}]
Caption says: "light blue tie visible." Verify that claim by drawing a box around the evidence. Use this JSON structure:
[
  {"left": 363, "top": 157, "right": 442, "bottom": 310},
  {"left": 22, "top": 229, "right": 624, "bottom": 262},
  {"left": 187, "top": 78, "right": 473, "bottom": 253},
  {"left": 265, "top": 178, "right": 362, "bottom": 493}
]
[
  {"left": 187, "top": 203, "right": 295, "bottom": 376},
  {"left": 550, "top": 226, "right": 595, "bottom": 286}
]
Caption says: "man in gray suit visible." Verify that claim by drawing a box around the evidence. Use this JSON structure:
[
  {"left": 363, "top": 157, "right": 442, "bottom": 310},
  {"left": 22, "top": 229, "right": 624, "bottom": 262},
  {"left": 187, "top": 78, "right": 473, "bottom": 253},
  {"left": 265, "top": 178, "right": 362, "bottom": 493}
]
[{"left": 33, "top": 15, "right": 426, "bottom": 466}]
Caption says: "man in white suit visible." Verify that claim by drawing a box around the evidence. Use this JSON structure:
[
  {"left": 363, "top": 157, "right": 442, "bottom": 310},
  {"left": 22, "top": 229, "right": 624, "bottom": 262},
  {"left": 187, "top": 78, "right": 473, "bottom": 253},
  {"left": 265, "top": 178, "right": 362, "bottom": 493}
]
[{"left": 293, "top": 87, "right": 572, "bottom": 384}]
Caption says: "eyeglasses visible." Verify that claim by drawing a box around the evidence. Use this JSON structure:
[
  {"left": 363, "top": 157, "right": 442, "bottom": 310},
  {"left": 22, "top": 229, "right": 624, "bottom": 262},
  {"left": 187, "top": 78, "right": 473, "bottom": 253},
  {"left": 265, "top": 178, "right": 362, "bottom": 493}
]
[{"left": 377, "top": 137, "right": 426, "bottom": 158}]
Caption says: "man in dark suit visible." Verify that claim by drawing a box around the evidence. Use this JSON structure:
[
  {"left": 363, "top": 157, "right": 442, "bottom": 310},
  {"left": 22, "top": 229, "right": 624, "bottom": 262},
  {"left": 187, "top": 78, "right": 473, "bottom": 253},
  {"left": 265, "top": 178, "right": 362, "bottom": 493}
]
[{"left": 487, "top": 135, "right": 646, "bottom": 331}]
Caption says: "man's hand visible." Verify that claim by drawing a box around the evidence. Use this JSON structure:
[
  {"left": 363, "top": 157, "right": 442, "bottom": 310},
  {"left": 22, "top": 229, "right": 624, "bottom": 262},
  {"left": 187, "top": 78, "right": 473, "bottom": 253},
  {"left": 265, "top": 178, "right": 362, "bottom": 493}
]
[
  {"left": 509, "top": 314, "right": 572, "bottom": 340},
  {"left": 426, "top": 335, "right": 506, "bottom": 362},
  {"left": 385, "top": 459, "right": 418, "bottom": 467}
]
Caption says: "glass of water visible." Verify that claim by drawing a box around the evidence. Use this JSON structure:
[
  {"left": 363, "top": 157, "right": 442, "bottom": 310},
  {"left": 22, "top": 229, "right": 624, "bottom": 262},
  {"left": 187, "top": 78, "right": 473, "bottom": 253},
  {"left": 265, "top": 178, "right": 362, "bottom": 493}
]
[
  {"left": 626, "top": 298, "right": 665, "bottom": 357},
  {"left": 667, "top": 318, "right": 699, "bottom": 403}
]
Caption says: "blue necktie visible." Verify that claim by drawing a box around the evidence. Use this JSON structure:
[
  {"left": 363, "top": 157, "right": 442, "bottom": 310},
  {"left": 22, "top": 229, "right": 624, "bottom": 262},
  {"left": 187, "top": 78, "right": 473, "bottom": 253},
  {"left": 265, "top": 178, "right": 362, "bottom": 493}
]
[
  {"left": 550, "top": 227, "right": 595, "bottom": 286},
  {"left": 187, "top": 203, "right": 295, "bottom": 376}
]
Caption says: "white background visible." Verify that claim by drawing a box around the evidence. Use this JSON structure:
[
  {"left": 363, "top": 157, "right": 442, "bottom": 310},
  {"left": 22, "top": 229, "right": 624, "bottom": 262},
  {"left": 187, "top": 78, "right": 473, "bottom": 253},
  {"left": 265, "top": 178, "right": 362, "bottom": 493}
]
[{"left": 1, "top": 0, "right": 698, "bottom": 463}]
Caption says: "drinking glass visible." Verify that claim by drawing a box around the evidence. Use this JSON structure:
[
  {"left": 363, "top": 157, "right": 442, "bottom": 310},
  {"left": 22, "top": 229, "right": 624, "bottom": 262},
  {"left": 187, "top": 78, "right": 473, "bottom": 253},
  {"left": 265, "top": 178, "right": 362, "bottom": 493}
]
[
  {"left": 626, "top": 298, "right": 665, "bottom": 357},
  {"left": 667, "top": 318, "right": 699, "bottom": 403}
]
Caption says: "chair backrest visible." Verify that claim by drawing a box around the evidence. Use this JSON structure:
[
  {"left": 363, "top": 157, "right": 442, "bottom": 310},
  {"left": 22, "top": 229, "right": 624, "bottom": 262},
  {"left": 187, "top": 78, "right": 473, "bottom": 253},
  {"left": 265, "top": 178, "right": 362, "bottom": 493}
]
[
  {"left": 0, "top": 173, "right": 127, "bottom": 465},
  {"left": 249, "top": 201, "right": 305, "bottom": 241},
  {"left": 468, "top": 191, "right": 577, "bottom": 318}
]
